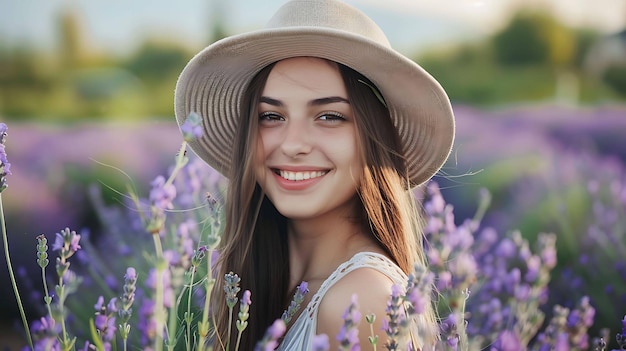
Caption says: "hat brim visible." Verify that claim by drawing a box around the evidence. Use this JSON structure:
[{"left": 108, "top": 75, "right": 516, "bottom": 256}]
[{"left": 175, "top": 27, "right": 455, "bottom": 187}]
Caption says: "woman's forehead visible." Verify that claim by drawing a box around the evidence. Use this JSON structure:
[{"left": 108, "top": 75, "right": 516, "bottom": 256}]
[{"left": 262, "top": 57, "right": 347, "bottom": 100}]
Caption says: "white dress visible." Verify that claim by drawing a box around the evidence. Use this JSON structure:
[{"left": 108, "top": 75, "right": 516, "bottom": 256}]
[{"left": 277, "top": 251, "right": 414, "bottom": 350}]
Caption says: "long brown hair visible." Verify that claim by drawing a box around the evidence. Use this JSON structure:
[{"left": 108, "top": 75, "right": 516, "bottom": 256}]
[
  {"left": 211, "top": 59, "right": 435, "bottom": 350},
  {"left": 341, "top": 64, "right": 438, "bottom": 344},
  {"left": 338, "top": 64, "right": 425, "bottom": 272},
  {"left": 211, "top": 61, "right": 292, "bottom": 350}
]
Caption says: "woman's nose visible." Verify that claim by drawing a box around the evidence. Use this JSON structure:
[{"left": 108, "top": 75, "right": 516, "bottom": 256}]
[{"left": 280, "top": 120, "right": 312, "bottom": 158}]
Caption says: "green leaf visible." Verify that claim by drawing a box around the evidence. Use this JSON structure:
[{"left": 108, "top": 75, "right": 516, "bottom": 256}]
[{"left": 89, "top": 318, "right": 106, "bottom": 351}]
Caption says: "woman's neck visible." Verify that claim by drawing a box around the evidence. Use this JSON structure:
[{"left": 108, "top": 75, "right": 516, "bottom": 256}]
[{"left": 286, "top": 211, "right": 383, "bottom": 290}]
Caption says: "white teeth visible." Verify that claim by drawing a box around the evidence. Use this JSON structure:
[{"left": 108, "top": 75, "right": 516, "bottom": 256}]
[{"left": 279, "top": 170, "right": 327, "bottom": 181}]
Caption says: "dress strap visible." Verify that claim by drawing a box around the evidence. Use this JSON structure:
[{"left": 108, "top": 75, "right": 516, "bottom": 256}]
[{"left": 302, "top": 251, "right": 407, "bottom": 319}]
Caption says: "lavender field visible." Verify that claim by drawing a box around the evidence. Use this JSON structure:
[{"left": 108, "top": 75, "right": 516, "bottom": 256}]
[{"left": 1, "top": 103, "right": 626, "bottom": 349}]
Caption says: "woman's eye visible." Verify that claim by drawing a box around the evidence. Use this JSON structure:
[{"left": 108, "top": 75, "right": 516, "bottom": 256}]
[
  {"left": 317, "top": 112, "right": 346, "bottom": 122},
  {"left": 259, "top": 111, "right": 283, "bottom": 122}
]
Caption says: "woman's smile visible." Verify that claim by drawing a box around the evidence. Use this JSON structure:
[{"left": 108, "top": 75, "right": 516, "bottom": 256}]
[{"left": 275, "top": 169, "right": 328, "bottom": 182}]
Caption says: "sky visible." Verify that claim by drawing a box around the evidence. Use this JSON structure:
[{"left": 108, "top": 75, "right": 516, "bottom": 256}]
[{"left": 0, "top": 0, "right": 625, "bottom": 56}]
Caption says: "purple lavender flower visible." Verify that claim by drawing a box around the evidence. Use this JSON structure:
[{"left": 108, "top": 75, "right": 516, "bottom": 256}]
[
  {"left": 267, "top": 319, "right": 286, "bottom": 341},
  {"left": 423, "top": 182, "right": 480, "bottom": 319},
  {"left": 312, "top": 334, "right": 330, "bottom": 351},
  {"left": 69, "top": 235, "right": 81, "bottom": 252},
  {"left": 90, "top": 295, "right": 118, "bottom": 345},
  {"left": 0, "top": 123, "right": 7, "bottom": 143},
  {"left": 524, "top": 256, "right": 541, "bottom": 283},
  {"left": 554, "top": 333, "right": 569, "bottom": 351},
  {"left": 236, "top": 290, "right": 252, "bottom": 334},
  {"left": 53, "top": 228, "right": 82, "bottom": 280},
  {"left": 94, "top": 313, "right": 116, "bottom": 340},
  {"left": 532, "top": 298, "right": 597, "bottom": 351},
  {"left": 384, "top": 284, "right": 406, "bottom": 350},
  {"left": 180, "top": 112, "right": 204, "bottom": 142},
  {"left": 405, "top": 264, "right": 434, "bottom": 316},
  {"left": 107, "top": 297, "right": 118, "bottom": 313},
  {"left": 439, "top": 313, "right": 460, "bottom": 351},
  {"left": 281, "top": 281, "right": 309, "bottom": 324},
  {"left": 495, "top": 238, "right": 517, "bottom": 259},
  {"left": 80, "top": 341, "right": 92, "bottom": 351},
  {"left": 149, "top": 175, "right": 177, "bottom": 210},
  {"left": 95, "top": 295, "right": 106, "bottom": 310},
  {"left": 242, "top": 289, "right": 252, "bottom": 306},
  {"left": 490, "top": 330, "right": 522, "bottom": 351},
  {"left": 125, "top": 267, "right": 137, "bottom": 281},
  {"left": 52, "top": 228, "right": 82, "bottom": 256},
  {"left": 52, "top": 232, "right": 64, "bottom": 252},
  {"left": 437, "top": 270, "right": 452, "bottom": 291},
  {"left": 191, "top": 245, "right": 207, "bottom": 268},
  {"left": 337, "top": 294, "right": 361, "bottom": 351},
  {"left": 463, "top": 223, "right": 557, "bottom": 347},
  {"left": 29, "top": 315, "right": 61, "bottom": 350},
  {"left": 254, "top": 319, "right": 286, "bottom": 351},
  {"left": 224, "top": 271, "right": 241, "bottom": 309},
  {"left": 146, "top": 174, "right": 178, "bottom": 234},
  {"left": 119, "top": 267, "right": 137, "bottom": 326}
]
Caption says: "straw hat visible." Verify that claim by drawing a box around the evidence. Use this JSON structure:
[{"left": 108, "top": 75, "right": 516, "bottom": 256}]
[{"left": 175, "top": 0, "right": 455, "bottom": 187}]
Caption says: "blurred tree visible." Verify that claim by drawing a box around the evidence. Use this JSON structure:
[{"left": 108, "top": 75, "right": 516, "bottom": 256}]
[
  {"left": 58, "top": 6, "right": 85, "bottom": 70},
  {"left": 603, "top": 65, "right": 626, "bottom": 96},
  {"left": 492, "top": 11, "right": 576, "bottom": 67},
  {"left": 0, "top": 48, "right": 43, "bottom": 86},
  {"left": 492, "top": 12, "right": 548, "bottom": 65},
  {"left": 124, "top": 42, "right": 189, "bottom": 82}
]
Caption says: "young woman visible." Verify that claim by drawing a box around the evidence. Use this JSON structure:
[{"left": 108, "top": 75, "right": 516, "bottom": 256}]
[{"left": 174, "top": 0, "right": 455, "bottom": 349}]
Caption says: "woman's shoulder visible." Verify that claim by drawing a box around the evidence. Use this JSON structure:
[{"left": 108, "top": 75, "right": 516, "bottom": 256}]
[
  {"left": 320, "top": 264, "right": 395, "bottom": 313},
  {"left": 315, "top": 252, "right": 403, "bottom": 341}
]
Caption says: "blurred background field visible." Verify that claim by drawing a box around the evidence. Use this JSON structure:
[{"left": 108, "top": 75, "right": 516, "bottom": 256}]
[
  {"left": 1, "top": 0, "right": 626, "bottom": 349},
  {"left": 2, "top": 0, "right": 626, "bottom": 121}
]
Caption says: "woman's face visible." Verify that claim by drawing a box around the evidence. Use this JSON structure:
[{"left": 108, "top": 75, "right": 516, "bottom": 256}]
[{"left": 254, "top": 57, "right": 363, "bottom": 221}]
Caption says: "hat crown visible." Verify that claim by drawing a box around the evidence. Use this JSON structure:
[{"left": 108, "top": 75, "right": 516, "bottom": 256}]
[{"left": 266, "top": 0, "right": 391, "bottom": 47}]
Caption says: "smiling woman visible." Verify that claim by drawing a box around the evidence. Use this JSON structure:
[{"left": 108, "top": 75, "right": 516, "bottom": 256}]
[{"left": 173, "top": 0, "right": 455, "bottom": 349}]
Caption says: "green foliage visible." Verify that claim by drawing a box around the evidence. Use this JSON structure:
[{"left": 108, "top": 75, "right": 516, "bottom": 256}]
[
  {"left": 492, "top": 12, "right": 549, "bottom": 65},
  {"left": 603, "top": 65, "right": 626, "bottom": 96},
  {"left": 124, "top": 42, "right": 189, "bottom": 82},
  {"left": 491, "top": 10, "right": 576, "bottom": 67},
  {"left": 419, "top": 53, "right": 558, "bottom": 105},
  {"left": 0, "top": 42, "right": 190, "bottom": 120}
]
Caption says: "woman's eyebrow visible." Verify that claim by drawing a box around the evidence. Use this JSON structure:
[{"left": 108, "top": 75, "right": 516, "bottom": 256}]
[
  {"left": 309, "top": 96, "right": 350, "bottom": 106},
  {"left": 259, "top": 96, "right": 283, "bottom": 106},
  {"left": 259, "top": 96, "right": 350, "bottom": 107}
]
